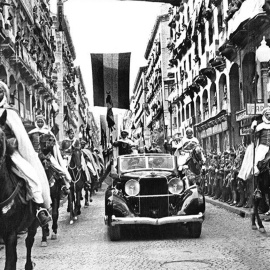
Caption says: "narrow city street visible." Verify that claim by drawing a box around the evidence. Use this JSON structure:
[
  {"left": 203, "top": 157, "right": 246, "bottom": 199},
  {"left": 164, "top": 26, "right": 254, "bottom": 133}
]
[{"left": 1, "top": 185, "right": 270, "bottom": 270}]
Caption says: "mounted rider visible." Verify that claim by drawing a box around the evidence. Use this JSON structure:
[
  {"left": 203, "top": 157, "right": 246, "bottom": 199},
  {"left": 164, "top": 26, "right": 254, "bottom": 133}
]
[
  {"left": 28, "top": 115, "right": 71, "bottom": 196},
  {"left": 174, "top": 127, "right": 206, "bottom": 175},
  {"left": 251, "top": 107, "right": 270, "bottom": 176},
  {"left": 61, "top": 129, "right": 91, "bottom": 182},
  {"left": 0, "top": 81, "right": 51, "bottom": 227}
]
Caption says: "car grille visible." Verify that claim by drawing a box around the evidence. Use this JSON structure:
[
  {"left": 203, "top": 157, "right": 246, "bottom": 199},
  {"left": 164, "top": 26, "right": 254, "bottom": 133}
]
[{"left": 139, "top": 177, "right": 168, "bottom": 218}]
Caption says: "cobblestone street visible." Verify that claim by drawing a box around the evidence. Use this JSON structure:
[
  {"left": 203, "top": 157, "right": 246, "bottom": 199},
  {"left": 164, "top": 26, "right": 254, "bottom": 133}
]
[{"left": 2, "top": 185, "right": 270, "bottom": 270}]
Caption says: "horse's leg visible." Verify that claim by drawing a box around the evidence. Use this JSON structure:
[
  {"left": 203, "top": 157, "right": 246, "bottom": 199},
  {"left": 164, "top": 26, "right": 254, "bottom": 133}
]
[
  {"left": 251, "top": 197, "right": 257, "bottom": 230},
  {"left": 25, "top": 220, "right": 38, "bottom": 270},
  {"left": 75, "top": 188, "right": 82, "bottom": 218},
  {"left": 84, "top": 186, "right": 89, "bottom": 207},
  {"left": 3, "top": 232, "right": 17, "bottom": 270},
  {"left": 68, "top": 191, "right": 74, "bottom": 224},
  {"left": 41, "top": 224, "right": 49, "bottom": 247},
  {"left": 51, "top": 197, "right": 60, "bottom": 239},
  {"left": 254, "top": 197, "right": 265, "bottom": 232}
]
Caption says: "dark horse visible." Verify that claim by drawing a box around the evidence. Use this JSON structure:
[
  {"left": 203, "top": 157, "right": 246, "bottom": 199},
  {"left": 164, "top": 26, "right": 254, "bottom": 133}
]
[
  {"left": 0, "top": 110, "right": 38, "bottom": 270},
  {"left": 67, "top": 145, "right": 87, "bottom": 224},
  {"left": 178, "top": 143, "right": 206, "bottom": 187},
  {"left": 250, "top": 156, "right": 270, "bottom": 233},
  {"left": 39, "top": 133, "right": 64, "bottom": 246}
]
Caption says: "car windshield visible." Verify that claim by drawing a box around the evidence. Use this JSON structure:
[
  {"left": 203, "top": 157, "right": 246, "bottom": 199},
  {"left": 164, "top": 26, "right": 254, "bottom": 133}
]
[{"left": 120, "top": 155, "right": 175, "bottom": 171}]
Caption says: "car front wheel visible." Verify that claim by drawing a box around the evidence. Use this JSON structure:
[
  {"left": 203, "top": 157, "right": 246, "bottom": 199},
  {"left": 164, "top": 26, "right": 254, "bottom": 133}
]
[
  {"left": 108, "top": 225, "right": 121, "bottom": 241},
  {"left": 188, "top": 222, "right": 202, "bottom": 238}
]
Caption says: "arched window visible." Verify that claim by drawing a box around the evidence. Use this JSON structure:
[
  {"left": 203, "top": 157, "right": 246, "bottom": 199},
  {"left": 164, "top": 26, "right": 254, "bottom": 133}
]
[{"left": 202, "top": 89, "right": 208, "bottom": 121}]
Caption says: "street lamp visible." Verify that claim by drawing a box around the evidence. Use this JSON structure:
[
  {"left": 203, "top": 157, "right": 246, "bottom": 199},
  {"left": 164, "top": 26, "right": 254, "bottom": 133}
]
[{"left": 256, "top": 36, "right": 270, "bottom": 107}]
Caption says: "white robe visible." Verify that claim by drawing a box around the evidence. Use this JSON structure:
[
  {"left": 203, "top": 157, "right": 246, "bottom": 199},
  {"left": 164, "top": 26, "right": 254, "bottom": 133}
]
[{"left": 0, "top": 108, "right": 51, "bottom": 208}]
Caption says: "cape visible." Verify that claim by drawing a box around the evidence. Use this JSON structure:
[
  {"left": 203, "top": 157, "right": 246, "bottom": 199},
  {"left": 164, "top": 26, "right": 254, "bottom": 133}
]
[{"left": 0, "top": 108, "right": 51, "bottom": 208}]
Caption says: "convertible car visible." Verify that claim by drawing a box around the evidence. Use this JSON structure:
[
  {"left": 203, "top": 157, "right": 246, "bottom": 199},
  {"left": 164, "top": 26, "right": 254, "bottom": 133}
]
[{"left": 104, "top": 153, "right": 205, "bottom": 241}]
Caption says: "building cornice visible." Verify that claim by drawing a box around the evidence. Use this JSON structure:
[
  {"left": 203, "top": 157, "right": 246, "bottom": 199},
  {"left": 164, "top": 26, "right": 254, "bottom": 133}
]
[{"left": 144, "top": 14, "right": 169, "bottom": 59}]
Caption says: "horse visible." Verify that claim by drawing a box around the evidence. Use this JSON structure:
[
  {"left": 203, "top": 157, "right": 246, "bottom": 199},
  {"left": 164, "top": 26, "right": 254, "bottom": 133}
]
[
  {"left": 177, "top": 144, "right": 206, "bottom": 188},
  {"left": 39, "top": 133, "right": 64, "bottom": 246},
  {"left": 67, "top": 145, "right": 87, "bottom": 224},
  {"left": 250, "top": 156, "right": 270, "bottom": 233},
  {"left": 0, "top": 110, "right": 38, "bottom": 270}
]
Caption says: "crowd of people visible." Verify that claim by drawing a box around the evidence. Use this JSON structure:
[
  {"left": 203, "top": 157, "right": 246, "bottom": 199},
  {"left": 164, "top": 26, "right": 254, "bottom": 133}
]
[
  {"left": 112, "top": 109, "right": 270, "bottom": 218},
  {"left": 2, "top": 71, "right": 270, "bottom": 230}
]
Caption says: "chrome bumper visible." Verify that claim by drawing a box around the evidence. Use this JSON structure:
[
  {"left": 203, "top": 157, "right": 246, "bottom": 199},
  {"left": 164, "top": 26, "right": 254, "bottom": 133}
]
[{"left": 108, "top": 212, "right": 204, "bottom": 226}]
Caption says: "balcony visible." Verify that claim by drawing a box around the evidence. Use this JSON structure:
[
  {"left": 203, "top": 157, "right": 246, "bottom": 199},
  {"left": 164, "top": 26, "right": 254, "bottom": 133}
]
[
  {"left": 1, "top": 29, "right": 15, "bottom": 58},
  {"left": 10, "top": 45, "right": 37, "bottom": 85}
]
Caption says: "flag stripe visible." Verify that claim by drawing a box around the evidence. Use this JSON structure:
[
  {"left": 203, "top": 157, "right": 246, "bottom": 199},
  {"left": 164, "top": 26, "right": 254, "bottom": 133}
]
[
  {"left": 91, "top": 54, "right": 104, "bottom": 107},
  {"left": 91, "top": 53, "right": 130, "bottom": 109},
  {"left": 103, "top": 54, "right": 119, "bottom": 107},
  {"left": 118, "top": 53, "right": 130, "bottom": 109}
]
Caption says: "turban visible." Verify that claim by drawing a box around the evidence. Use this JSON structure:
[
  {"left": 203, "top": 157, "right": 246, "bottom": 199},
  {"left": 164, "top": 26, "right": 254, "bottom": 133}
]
[
  {"left": 262, "top": 107, "right": 270, "bottom": 116},
  {"left": 121, "top": 129, "right": 129, "bottom": 136},
  {"left": 186, "top": 127, "right": 193, "bottom": 133},
  {"left": 35, "top": 114, "right": 46, "bottom": 122}
]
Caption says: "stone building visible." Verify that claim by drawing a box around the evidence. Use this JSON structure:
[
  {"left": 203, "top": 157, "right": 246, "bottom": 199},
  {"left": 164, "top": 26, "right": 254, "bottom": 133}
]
[
  {"left": 130, "top": 4, "right": 172, "bottom": 152},
  {"left": 0, "top": 0, "right": 57, "bottom": 131},
  {"left": 165, "top": 0, "right": 270, "bottom": 153}
]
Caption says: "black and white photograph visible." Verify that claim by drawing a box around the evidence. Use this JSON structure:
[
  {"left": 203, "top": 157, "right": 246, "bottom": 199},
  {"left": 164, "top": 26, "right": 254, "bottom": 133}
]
[{"left": 1, "top": 0, "right": 270, "bottom": 269}]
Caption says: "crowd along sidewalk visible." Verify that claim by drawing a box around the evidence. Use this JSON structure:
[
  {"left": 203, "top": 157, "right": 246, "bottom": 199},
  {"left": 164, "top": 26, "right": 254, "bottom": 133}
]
[{"left": 205, "top": 196, "right": 270, "bottom": 221}]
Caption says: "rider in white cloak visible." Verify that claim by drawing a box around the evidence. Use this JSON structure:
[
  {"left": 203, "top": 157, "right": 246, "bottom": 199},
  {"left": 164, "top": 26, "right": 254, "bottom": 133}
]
[
  {"left": 0, "top": 81, "right": 51, "bottom": 226},
  {"left": 174, "top": 127, "right": 204, "bottom": 171},
  {"left": 28, "top": 115, "right": 72, "bottom": 190}
]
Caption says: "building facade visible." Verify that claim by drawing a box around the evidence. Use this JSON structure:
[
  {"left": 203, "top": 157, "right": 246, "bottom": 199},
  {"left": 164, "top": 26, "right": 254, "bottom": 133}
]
[
  {"left": 130, "top": 4, "right": 172, "bottom": 152},
  {"left": 165, "top": 0, "right": 270, "bottom": 153},
  {"left": 0, "top": 0, "right": 57, "bottom": 132}
]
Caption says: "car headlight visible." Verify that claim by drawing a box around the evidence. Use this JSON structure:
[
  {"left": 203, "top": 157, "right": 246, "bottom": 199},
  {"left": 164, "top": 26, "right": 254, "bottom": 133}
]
[
  {"left": 125, "top": 179, "right": 140, "bottom": 196},
  {"left": 168, "top": 178, "right": 184, "bottom": 194}
]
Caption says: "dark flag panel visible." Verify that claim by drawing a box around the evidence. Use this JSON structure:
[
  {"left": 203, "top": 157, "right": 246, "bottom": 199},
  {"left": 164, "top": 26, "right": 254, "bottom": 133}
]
[{"left": 91, "top": 53, "right": 131, "bottom": 110}]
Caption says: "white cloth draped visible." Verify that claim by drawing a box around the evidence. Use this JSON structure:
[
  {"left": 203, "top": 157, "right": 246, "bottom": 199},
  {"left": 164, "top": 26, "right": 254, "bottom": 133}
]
[{"left": 0, "top": 108, "right": 51, "bottom": 208}]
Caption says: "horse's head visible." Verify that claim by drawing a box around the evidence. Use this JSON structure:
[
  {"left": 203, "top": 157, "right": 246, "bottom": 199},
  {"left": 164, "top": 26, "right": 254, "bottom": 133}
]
[
  {"left": 70, "top": 143, "right": 82, "bottom": 169},
  {"left": 191, "top": 144, "right": 206, "bottom": 166},
  {"left": 40, "top": 133, "right": 56, "bottom": 155}
]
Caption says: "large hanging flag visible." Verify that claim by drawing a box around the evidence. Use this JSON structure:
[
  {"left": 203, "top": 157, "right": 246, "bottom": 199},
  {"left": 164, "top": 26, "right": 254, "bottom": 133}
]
[{"left": 91, "top": 53, "right": 131, "bottom": 109}]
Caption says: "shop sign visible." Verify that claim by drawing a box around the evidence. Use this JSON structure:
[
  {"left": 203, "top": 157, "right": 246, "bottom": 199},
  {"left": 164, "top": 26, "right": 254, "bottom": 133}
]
[
  {"left": 236, "top": 109, "right": 247, "bottom": 122},
  {"left": 246, "top": 103, "right": 268, "bottom": 115},
  {"left": 240, "top": 126, "right": 251, "bottom": 136}
]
